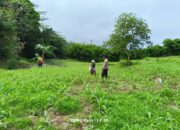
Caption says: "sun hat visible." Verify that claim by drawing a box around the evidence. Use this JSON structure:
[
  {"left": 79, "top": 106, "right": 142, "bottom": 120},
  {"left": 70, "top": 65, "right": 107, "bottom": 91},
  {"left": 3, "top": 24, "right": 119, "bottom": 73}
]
[{"left": 91, "top": 60, "right": 95, "bottom": 63}]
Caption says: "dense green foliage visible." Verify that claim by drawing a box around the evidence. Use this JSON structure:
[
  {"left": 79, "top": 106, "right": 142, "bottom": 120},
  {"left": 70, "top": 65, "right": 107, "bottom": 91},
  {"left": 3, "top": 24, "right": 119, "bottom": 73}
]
[
  {"left": 0, "top": 57, "right": 179, "bottom": 129},
  {"left": 0, "top": 0, "right": 67, "bottom": 67},
  {"left": 35, "top": 44, "right": 56, "bottom": 59},
  {"left": 65, "top": 43, "right": 120, "bottom": 61},
  {"left": 0, "top": 0, "right": 17, "bottom": 59},
  {"left": 40, "top": 26, "right": 67, "bottom": 58},
  {"left": 64, "top": 40, "right": 180, "bottom": 62},
  {"left": 163, "top": 39, "right": 180, "bottom": 56},
  {"left": 0, "top": 0, "right": 41, "bottom": 58},
  {"left": 13, "top": 0, "right": 41, "bottom": 58}
]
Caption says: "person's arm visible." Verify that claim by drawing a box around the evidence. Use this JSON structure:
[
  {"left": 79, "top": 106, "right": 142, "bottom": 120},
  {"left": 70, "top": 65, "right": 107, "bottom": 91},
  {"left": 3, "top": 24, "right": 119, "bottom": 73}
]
[
  {"left": 103, "top": 59, "right": 108, "bottom": 69},
  {"left": 102, "top": 60, "right": 105, "bottom": 69}
]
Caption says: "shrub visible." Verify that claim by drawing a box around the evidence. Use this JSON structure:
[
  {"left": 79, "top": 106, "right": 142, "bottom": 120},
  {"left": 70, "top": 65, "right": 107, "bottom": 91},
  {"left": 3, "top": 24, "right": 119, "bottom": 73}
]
[
  {"left": 16, "top": 60, "right": 32, "bottom": 69},
  {"left": 7, "top": 58, "right": 17, "bottom": 70},
  {"left": 119, "top": 59, "right": 133, "bottom": 67},
  {"left": 65, "top": 43, "right": 121, "bottom": 62}
]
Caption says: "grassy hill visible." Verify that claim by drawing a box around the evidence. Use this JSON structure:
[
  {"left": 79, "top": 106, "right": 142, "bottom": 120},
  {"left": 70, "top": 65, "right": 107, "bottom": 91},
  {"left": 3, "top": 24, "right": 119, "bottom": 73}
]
[{"left": 0, "top": 56, "right": 180, "bottom": 129}]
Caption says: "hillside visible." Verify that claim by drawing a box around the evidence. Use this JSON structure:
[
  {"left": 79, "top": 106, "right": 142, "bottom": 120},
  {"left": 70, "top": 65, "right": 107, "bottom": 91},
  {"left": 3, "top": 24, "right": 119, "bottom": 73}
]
[{"left": 0, "top": 56, "right": 180, "bottom": 129}]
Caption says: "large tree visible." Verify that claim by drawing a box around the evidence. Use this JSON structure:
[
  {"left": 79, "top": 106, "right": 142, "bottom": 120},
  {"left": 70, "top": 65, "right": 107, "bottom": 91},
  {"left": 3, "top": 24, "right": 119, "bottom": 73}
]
[
  {"left": 0, "top": 0, "right": 41, "bottom": 58},
  {"left": 0, "top": 1, "right": 17, "bottom": 59},
  {"left": 10, "top": 0, "right": 41, "bottom": 58},
  {"left": 107, "top": 12, "right": 151, "bottom": 64}
]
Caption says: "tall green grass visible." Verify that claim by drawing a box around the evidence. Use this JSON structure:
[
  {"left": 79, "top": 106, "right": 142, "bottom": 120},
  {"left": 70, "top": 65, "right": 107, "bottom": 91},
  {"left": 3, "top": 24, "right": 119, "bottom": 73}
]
[{"left": 0, "top": 57, "right": 179, "bottom": 129}]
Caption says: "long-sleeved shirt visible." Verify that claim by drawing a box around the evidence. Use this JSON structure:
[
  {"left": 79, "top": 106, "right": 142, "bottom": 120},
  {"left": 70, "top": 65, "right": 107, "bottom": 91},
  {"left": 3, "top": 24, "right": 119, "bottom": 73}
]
[{"left": 102, "top": 58, "right": 108, "bottom": 69}]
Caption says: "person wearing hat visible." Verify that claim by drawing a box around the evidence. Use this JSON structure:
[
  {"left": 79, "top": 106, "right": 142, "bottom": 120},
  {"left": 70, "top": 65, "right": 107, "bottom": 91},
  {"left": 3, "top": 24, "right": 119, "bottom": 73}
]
[{"left": 89, "top": 60, "right": 96, "bottom": 76}]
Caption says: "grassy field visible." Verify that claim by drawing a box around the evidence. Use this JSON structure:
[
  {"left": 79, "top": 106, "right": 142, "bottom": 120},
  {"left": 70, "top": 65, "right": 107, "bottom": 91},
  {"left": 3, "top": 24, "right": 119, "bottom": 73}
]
[{"left": 0, "top": 56, "right": 180, "bottom": 130}]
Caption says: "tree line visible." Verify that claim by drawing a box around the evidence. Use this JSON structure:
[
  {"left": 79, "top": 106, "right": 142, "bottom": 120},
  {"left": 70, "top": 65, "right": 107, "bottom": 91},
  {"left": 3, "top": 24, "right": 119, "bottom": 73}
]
[
  {"left": 63, "top": 39, "right": 180, "bottom": 62},
  {"left": 0, "top": 0, "right": 179, "bottom": 69}
]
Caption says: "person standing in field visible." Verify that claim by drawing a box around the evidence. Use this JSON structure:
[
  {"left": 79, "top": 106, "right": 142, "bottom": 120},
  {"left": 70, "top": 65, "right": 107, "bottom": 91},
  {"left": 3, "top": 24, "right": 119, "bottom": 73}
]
[
  {"left": 37, "top": 56, "right": 44, "bottom": 67},
  {"left": 102, "top": 56, "right": 109, "bottom": 79},
  {"left": 90, "top": 60, "right": 96, "bottom": 76}
]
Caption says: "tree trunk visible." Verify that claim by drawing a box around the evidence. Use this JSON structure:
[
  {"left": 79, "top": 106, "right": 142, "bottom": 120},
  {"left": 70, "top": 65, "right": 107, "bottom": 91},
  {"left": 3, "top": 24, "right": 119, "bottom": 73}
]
[
  {"left": 42, "top": 38, "right": 44, "bottom": 60},
  {"left": 42, "top": 51, "right": 44, "bottom": 60},
  {"left": 125, "top": 48, "right": 131, "bottom": 65}
]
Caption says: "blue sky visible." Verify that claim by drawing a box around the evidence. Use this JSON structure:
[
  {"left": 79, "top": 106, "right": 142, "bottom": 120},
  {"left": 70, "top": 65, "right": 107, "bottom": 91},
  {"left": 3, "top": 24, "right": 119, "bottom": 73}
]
[{"left": 31, "top": 0, "right": 180, "bottom": 45}]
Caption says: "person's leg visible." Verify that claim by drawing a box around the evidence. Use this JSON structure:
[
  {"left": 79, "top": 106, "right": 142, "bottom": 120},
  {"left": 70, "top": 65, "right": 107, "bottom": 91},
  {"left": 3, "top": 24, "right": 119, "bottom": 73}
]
[
  {"left": 92, "top": 70, "right": 96, "bottom": 76},
  {"left": 102, "top": 69, "right": 105, "bottom": 78},
  {"left": 105, "top": 69, "right": 108, "bottom": 78},
  {"left": 101, "top": 70, "right": 103, "bottom": 78},
  {"left": 91, "top": 69, "right": 93, "bottom": 75},
  {"left": 104, "top": 69, "right": 107, "bottom": 78},
  {"left": 38, "top": 63, "right": 42, "bottom": 67}
]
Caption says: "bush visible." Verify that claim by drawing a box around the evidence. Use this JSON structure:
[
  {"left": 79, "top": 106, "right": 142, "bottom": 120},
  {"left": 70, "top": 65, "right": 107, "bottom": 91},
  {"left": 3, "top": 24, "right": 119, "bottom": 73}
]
[
  {"left": 119, "top": 59, "right": 133, "bottom": 67},
  {"left": 7, "top": 58, "right": 17, "bottom": 70},
  {"left": 145, "top": 45, "right": 166, "bottom": 57},
  {"left": 16, "top": 60, "right": 32, "bottom": 69},
  {"left": 65, "top": 43, "right": 120, "bottom": 62},
  {"left": 163, "top": 39, "right": 180, "bottom": 55}
]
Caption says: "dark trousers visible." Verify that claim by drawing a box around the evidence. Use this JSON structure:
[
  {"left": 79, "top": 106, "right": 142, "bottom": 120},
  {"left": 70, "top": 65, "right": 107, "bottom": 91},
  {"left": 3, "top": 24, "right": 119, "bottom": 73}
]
[
  {"left": 38, "top": 63, "right": 43, "bottom": 67},
  {"left": 102, "top": 69, "right": 108, "bottom": 78}
]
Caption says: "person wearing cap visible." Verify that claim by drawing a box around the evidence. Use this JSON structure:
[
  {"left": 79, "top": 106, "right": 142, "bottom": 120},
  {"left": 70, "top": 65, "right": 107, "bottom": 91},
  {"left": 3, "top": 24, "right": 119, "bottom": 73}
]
[{"left": 90, "top": 60, "right": 96, "bottom": 76}]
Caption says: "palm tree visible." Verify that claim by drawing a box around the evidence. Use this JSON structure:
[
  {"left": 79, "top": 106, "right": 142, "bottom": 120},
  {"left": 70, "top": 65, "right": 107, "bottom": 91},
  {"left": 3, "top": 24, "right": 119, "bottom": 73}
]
[{"left": 35, "top": 44, "right": 56, "bottom": 59}]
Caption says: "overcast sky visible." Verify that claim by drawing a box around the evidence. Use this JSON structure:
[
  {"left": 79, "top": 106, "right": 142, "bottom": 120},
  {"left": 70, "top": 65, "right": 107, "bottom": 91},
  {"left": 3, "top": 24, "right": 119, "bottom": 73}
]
[{"left": 30, "top": 0, "right": 180, "bottom": 45}]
